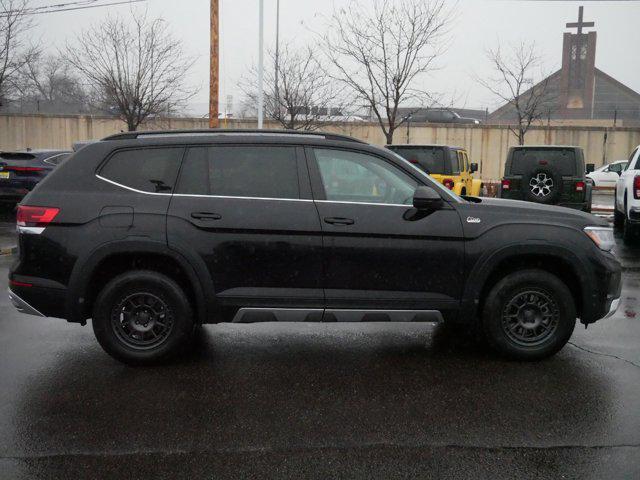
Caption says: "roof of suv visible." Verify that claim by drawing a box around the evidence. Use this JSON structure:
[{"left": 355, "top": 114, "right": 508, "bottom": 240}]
[
  {"left": 387, "top": 144, "right": 465, "bottom": 150},
  {"left": 102, "top": 129, "right": 366, "bottom": 144},
  {"left": 509, "top": 145, "right": 582, "bottom": 149}
]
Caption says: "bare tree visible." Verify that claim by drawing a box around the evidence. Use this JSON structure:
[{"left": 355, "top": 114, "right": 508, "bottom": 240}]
[
  {"left": 0, "top": 0, "right": 39, "bottom": 108},
  {"left": 242, "top": 44, "right": 348, "bottom": 130},
  {"left": 478, "top": 42, "right": 554, "bottom": 145},
  {"left": 66, "top": 12, "right": 197, "bottom": 131},
  {"left": 322, "top": 0, "right": 453, "bottom": 144},
  {"left": 15, "top": 54, "right": 88, "bottom": 112}
]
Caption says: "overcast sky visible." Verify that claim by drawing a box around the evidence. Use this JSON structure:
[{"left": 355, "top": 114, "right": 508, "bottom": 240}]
[{"left": 31, "top": 0, "right": 640, "bottom": 116}]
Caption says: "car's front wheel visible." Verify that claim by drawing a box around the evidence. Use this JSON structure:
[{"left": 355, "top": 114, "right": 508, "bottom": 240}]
[
  {"left": 92, "top": 270, "right": 195, "bottom": 365},
  {"left": 482, "top": 270, "right": 576, "bottom": 360}
]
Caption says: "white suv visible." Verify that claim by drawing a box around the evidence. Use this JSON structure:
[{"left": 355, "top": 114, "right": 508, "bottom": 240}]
[{"left": 614, "top": 146, "right": 640, "bottom": 245}]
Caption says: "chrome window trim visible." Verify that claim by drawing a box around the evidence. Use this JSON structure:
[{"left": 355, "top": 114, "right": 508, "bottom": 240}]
[
  {"left": 96, "top": 174, "right": 419, "bottom": 206},
  {"left": 96, "top": 174, "right": 312, "bottom": 202},
  {"left": 172, "top": 193, "right": 312, "bottom": 202},
  {"left": 43, "top": 153, "right": 70, "bottom": 166},
  {"left": 315, "top": 199, "right": 411, "bottom": 208},
  {"left": 96, "top": 174, "right": 172, "bottom": 196}
]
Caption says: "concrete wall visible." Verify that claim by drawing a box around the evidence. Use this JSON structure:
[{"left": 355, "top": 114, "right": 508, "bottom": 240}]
[{"left": 2, "top": 113, "right": 639, "bottom": 180}]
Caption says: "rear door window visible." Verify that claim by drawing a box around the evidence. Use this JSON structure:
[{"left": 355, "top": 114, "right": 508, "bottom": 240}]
[
  {"left": 99, "top": 147, "right": 183, "bottom": 193},
  {"left": 511, "top": 149, "right": 577, "bottom": 176},
  {"left": 389, "top": 147, "right": 446, "bottom": 174},
  {"left": 176, "top": 146, "right": 299, "bottom": 199}
]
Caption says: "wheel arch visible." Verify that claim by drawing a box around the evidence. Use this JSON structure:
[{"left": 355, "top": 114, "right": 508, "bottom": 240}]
[
  {"left": 460, "top": 244, "right": 590, "bottom": 325},
  {"left": 66, "top": 240, "right": 212, "bottom": 325}
]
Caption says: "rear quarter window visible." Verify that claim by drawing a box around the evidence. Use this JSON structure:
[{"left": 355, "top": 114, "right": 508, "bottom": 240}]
[
  {"left": 99, "top": 147, "right": 184, "bottom": 193},
  {"left": 511, "top": 149, "right": 577, "bottom": 176}
]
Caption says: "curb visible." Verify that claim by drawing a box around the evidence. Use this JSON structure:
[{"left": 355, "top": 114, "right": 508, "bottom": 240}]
[{"left": 0, "top": 246, "right": 17, "bottom": 256}]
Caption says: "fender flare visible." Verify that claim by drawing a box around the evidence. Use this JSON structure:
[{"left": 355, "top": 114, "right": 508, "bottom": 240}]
[
  {"left": 470, "top": 178, "right": 483, "bottom": 196},
  {"left": 66, "top": 239, "right": 213, "bottom": 324},
  {"left": 459, "top": 242, "right": 592, "bottom": 323}
]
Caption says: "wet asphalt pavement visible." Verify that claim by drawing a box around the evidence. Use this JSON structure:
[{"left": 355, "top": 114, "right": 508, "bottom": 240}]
[{"left": 1, "top": 207, "right": 640, "bottom": 479}]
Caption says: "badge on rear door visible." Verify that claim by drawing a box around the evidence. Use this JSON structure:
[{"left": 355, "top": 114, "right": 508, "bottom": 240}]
[{"left": 466, "top": 216, "right": 481, "bottom": 224}]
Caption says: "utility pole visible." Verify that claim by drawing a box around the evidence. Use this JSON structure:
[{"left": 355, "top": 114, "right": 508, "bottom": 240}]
[
  {"left": 257, "top": 0, "right": 264, "bottom": 129},
  {"left": 209, "top": 0, "right": 219, "bottom": 128},
  {"left": 274, "top": 0, "right": 280, "bottom": 115}
]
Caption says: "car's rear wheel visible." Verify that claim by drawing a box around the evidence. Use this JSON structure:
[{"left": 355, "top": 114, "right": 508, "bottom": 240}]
[
  {"left": 482, "top": 270, "right": 576, "bottom": 360},
  {"left": 92, "top": 270, "right": 195, "bottom": 365}
]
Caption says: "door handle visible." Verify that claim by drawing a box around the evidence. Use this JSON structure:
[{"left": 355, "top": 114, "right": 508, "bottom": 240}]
[
  {"left": 324, "top": 217, "right": 354, "bottom": 226},
  {"left": 191, "top": 212, "right": 222, "bottom": 220}
]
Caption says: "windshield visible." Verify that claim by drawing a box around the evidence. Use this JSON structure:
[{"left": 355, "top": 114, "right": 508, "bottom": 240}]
[{"left": 387, "top": 150, "right": 464, "bottom": 203}]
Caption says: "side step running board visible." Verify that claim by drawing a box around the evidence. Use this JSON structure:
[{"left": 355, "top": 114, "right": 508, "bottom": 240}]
[{"left": 232, "top": 308, "right": 443, "bottom": 324}]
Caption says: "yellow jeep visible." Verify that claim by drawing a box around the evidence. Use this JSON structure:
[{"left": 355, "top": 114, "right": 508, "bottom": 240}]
[{"left": 386, "top": 144, "right": 483, "bottom": 196}]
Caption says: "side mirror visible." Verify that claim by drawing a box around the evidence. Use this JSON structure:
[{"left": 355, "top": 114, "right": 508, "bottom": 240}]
[
  {"left": 617, "top": 170, "right": 622, "bottom": 176},
  {"left": 413, "top": 186, "right": 443, "bottom": 210},
  {"left": 470, "top": 163, "right": 478, "bottom": 173},
  {"left": 586, "top": 163, "right": 595, "bottom": 174}
]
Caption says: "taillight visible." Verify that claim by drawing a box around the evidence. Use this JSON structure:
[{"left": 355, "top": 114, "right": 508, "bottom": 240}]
[
  {"left": 2, "top": 166, "right": 44, "bottom": 173},
  {"left": 501, "top": 179, "right": 511, "bottom": 190},
  {"left": 575, "top": 181, "right": 585, "bottom": 192},
  {"left": 634, "top": 176, "right": 640, "bottom": 199},
  {"left": 17, "top": 206, "right": 60, "bottom": 230},
  {"left": 442, "top": 179, "right": 455, "bottom": 190}
]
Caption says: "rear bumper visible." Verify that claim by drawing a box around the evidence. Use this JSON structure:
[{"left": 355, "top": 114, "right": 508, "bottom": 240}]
[
  {"left": 603, "top": 297, "right": 620, "bottom": 319},
  {"left": 7, "top": 281, "right": 68, "bottom": 319},
  {"left": 8, "top": 288, "right": 44, "bottom": 317}
]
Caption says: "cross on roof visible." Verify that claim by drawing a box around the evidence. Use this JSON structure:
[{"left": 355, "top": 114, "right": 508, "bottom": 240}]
[{"left": 566, "top": 6, "right": 594, "bottom": 35}]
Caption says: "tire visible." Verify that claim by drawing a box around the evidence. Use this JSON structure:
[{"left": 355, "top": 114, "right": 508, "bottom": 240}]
[
  {"left": 623, "top": 216, "right": 640, "bottom": 246},
  {"left": 613, "top": 192, "right": 625, "bottom": 230},
  {"left": 522, "top": 165, "right": 563, "bottom": 205},
  {"left": 482, "top": 269, "right": 576, "bottom": 361},
  {"left": 92, "top": 270, "right": 195, "bottom": 365}
]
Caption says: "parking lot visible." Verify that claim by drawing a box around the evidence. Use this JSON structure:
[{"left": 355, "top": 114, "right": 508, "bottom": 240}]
[{"left": 0, "top": 204, "right": 639, "bottom": 479}]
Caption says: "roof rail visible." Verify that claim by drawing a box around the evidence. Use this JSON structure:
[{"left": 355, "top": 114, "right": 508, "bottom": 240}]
[{"left": 101, "top": 129, "right": 366, "bottom": 144}]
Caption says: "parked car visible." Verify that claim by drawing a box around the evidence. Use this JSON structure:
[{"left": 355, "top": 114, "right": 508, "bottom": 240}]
[
  {"left": 499, "top": 145, "right": 594, "bottom": 212},
  {"left": 588, "top": 160, "right": 628, "bottom": 187},
  {"left": 9, "top": 130, "right": 620, "bottom": 365},
  {"left": 0, "top": 149, "right": 72, "bottom": 203},
  {"left": 614, "top": 145, "right": 640, "bottom": 245},
  {"left": 386, "top": 144, "right": 482, "bottom": 196},
  {"left": 420, "top": 109, "right": 481, "bottom": 125}
]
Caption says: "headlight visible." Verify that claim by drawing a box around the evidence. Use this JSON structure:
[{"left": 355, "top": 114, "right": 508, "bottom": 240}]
[{"left": 584, "top": 226, "right": 615, "bottom": 252}]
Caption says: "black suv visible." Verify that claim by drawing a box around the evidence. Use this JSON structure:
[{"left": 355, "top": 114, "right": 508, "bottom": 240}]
[
  {"left": 499, "top": 146, "right": 594, "bottom": 212},
  {"left": 9, "top": 130, "right": 621, "bottom": 364}
]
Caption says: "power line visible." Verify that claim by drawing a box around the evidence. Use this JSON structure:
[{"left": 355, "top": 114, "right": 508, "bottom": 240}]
[{"left": 0, "top": 0, "right": 146, "bottom": 17}]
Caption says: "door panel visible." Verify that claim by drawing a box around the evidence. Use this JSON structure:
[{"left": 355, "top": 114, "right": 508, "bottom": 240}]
[
  {"left": 308, "top": 147, "right": 464, "bottom": 316},
  {"left": 167, "top": 145, "right": 323, "bottom": 318}
]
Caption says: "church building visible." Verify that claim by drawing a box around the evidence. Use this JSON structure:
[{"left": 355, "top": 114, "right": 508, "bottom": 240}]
[{"left": 488, "top": 6, "right": 640, "bottom": 126}]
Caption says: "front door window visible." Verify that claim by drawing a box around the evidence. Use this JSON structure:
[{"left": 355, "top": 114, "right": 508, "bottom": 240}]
[{"left": 313, "top": 149, "right": 417, "bottom": 205}]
